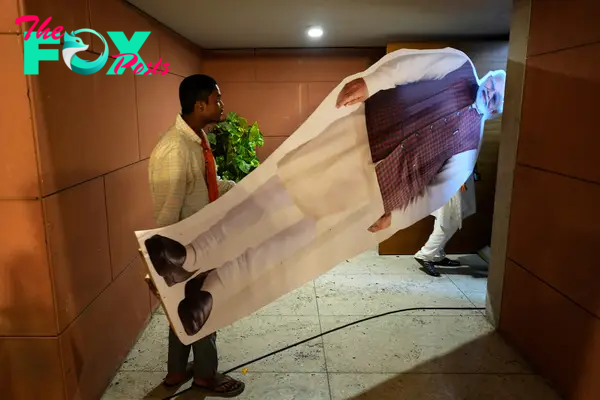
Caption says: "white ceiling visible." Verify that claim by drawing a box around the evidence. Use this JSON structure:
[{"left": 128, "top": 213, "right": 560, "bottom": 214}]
[{"left": 127, "top": 0, "right": 513, "bottom": 49}]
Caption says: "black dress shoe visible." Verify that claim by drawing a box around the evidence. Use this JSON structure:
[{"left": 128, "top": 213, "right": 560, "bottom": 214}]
[
  {"left": 178, "top": 270, "right": 216, "bottom": 336},
  {"left": 178, "top": 291, "right": 213, "bottom": 336},
  {"left": 145, "top": 234, "right": 195, "bottom": 287},
  {"left": 415, "top": 258, "right": 441, "bottom": 277},
  {"left": 434, "top": 258, "right": 461, "bottom": 267}
]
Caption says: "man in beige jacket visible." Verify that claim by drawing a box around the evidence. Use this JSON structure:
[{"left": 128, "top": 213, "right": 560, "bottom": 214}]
[{"left": 146, "top": 74, "right": 245, "bottom": 398}]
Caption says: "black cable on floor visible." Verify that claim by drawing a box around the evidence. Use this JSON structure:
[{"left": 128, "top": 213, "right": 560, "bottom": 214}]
[{"left": 163, "top": 306, "right": 485, "bottom": 399}]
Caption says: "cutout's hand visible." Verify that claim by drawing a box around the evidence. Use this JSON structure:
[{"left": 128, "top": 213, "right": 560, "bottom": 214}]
[
  {"left": 336, "top": 78, "right": 368, "bottom": 108},
  {"left": 368, "top": 212, "right": 392, "bottom": 233}
]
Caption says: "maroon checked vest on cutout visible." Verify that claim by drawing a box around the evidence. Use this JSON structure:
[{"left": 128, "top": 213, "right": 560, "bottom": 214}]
[{"left": 364, "top": 61, "right": 483, "bottom": 214}]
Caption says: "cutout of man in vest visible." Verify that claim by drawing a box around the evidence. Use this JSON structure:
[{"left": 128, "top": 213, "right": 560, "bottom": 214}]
[{"left": 144, "top": 47, "right": 506, "bottom": 337}]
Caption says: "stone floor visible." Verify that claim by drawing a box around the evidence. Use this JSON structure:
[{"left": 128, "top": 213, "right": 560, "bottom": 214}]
[{"left": 102, "top": 250, "right": 561, "bottom": 399}]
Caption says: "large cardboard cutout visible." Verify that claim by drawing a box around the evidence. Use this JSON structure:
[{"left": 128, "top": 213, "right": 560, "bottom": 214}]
[{"left": 135, "top": 47, "right": 497, "bottom": 345}]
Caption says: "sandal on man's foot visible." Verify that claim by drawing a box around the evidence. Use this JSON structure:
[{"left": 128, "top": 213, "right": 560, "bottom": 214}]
[
  {"left": 143, "top": 363, "right": 193, "bottom": 398},
  {"left": 162, "top": 362, "right": 194, "bottom": 388},
  {"left": 192, "top": 373, "right": 245, "bottom": 398}
]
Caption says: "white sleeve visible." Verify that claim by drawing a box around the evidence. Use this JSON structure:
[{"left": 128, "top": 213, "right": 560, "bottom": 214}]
[{"left": 362, "top": 48, "right": 473, "bottom": 97}]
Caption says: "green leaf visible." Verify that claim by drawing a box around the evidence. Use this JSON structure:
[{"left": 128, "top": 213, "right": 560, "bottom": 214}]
[
  {"left": 207, "top": 132, "right": 216, "bottom": 145},
  {"left": 248, "top": 124, "right": 259, "bottom": 141},
  {"left": 237, "top": 160, "right": 251, "bottom": 173}
]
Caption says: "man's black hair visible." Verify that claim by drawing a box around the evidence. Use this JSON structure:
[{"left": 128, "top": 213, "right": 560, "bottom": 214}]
[{"left": 179, "top": 74, "right": 218, "bottom": 115}]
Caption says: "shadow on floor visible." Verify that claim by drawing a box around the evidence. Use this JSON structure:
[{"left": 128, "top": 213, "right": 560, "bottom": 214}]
[
  {"left": 141, "top": 384, "right": 202, "bottom": 400},
  {"left": 137, "top": 332, "right": 561, "bottom": 399},
  {"left": 343, "top": 333, "right": 561, "bottom": 400},
  {"left": 434, "top": 254, "right": 490, "bottom": 278}
]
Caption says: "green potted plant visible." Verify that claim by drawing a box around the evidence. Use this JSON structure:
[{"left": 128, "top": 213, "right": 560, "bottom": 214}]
[{"left": 207, "top": 111, "right": 265, "bottom": 182}]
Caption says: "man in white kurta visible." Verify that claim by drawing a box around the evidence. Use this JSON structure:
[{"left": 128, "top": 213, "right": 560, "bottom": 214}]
[{"left": 415, "top": 173, "right": 477, "bottom": 277}]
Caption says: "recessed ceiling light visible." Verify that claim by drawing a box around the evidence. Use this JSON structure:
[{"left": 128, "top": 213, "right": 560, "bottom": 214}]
[{"left": 307, "top": 26, "right": 324, "bottom": 38}]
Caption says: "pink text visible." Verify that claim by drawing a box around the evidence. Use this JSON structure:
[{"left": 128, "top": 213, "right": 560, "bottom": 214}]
[
  {"left": 16, "top": 15, "right": 64, "bottom": 41},
  {"left": 111, "top": 53, "right": 171, "bottom": 75}
]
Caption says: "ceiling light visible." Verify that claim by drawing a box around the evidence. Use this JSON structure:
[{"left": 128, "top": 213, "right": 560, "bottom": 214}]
[{"left": 307, "top": 26, "right": 324, "bottom": 38}]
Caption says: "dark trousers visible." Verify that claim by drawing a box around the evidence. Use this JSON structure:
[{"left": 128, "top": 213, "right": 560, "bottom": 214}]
[{"left": 168, "top": 328, "right": 218, "bottom": 379}]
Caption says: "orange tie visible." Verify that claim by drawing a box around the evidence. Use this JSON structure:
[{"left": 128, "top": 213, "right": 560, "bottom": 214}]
[{"left": 199, "top": 136, "right": 219, "bottom": 203}]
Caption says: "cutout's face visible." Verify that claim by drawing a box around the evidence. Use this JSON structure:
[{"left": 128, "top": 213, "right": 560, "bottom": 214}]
[
  {"left": 476, "top": 71, "right": 506, "bottom": 119},
  {"left": 197, "top": 85, "right": 225, "bottom": 123}
]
